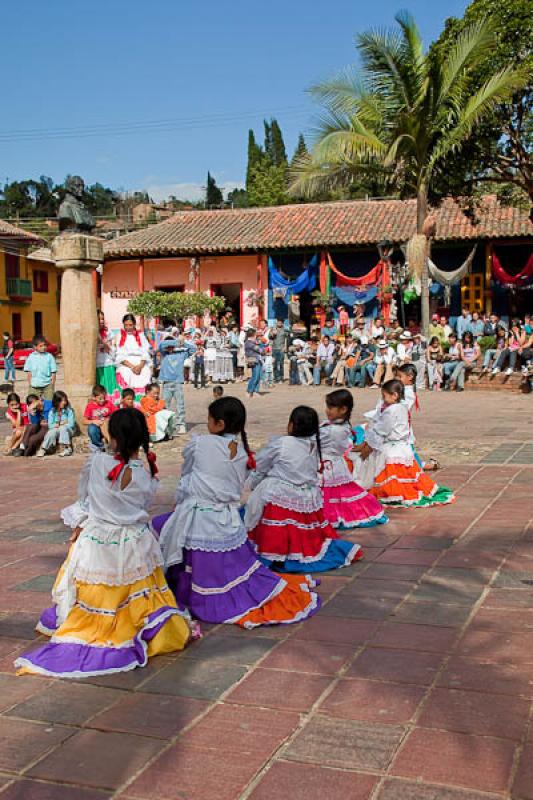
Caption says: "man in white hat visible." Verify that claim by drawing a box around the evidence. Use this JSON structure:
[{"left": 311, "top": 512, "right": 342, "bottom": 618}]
[
  {"left": 371, "top": 339, "right": 395, "bottom": 387},
  {"left": 396, "top": 331, "right": 414, "bottom": 365}
]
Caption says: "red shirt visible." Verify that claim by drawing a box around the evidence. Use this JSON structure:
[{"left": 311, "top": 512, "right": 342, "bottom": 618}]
[{"left": 84, "top": 399, "right": 115, "bottom": 421}]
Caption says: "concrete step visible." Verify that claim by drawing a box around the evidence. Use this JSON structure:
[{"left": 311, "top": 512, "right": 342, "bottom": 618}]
[{"left": 465, "top": 370, "right": 529, "bottom": 393}]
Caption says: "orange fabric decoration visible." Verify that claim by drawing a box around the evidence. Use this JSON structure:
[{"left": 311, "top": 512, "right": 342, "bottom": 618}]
[{"left": 140, "top": 396, "right": 165, "bottom": 435}]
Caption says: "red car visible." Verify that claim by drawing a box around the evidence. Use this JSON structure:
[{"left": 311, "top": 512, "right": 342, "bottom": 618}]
[{"left": 0, "top": 340, "right": 59, "bottom": 370}]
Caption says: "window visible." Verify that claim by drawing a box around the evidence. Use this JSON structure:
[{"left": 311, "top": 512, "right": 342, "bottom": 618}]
[
  {"left": 5, "top": 253, "right": 20, "bottom": 279},
  {"left": 11, "top": 313, "right": 22, "bottom": 340},
  {"left": 33, "top": 270, "right": 49, "bottom": 293},
  {"left": 34, "top": 311, "right": 43, "bottom": 337}
]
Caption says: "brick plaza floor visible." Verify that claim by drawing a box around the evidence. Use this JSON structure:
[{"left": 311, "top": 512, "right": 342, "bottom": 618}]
[{"left": 0, "top": 384, "right": 532, "bottom": 799}]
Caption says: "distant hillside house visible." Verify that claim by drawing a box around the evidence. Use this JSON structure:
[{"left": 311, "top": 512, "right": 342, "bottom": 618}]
[{"left": 102, "top": 196, "right": 532, "bottom": 330}]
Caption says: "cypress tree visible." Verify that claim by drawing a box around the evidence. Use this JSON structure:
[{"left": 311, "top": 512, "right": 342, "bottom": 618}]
[
  {"left": 291, "top": 133, "right": 308, "bottom": 165},
  {"left": 263, "top": 120, "right": 274, "bottom": 163},
  {"left": 270, "top": 119, "right": 288, "bottom": 167},
  {"left": 206, "top": 171, "right": 223, "bottom": 207}
]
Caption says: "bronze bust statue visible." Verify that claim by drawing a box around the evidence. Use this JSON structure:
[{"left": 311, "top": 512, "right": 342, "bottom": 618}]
[{"left": 58, "top": 175, "right": 95, "bottom": 233}]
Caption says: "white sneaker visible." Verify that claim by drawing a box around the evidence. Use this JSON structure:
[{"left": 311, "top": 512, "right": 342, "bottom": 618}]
[
  {"left": 505, "top": 367, "right": 513, "bottom": 376},
  {"left": 177, "top": 426, "right": 187, "bottom": 435},
  {"left": 36, "top": 448, "right": 46, "bottom": 458},
  {"left": 491, "top": 368, "right": 500, "bottom": 375}
]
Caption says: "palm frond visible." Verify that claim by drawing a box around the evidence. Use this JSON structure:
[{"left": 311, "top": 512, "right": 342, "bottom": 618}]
[
  {"left": 437, "top": 16, "right": 495, "bottom": 106},
  {"left": 395, "top": 10, "right": 428, "bottom": 107},
  {"left": 428, "top": 64, "right": 530, "bottom": 172},
  {"left": 356, "top": 27, "right": 413, "bottom": 108}
]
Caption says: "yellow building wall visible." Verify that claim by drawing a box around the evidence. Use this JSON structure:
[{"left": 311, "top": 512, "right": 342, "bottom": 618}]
[{"left": 0, "top": 249, "right": 61, "bottom": 343}]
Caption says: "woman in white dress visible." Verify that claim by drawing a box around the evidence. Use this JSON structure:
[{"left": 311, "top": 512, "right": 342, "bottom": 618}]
[
  {"left": 115, "top": 313, "right": 153, "bottom": 399},
  {"left": 213, "top": 328, "right": 234, "bottom": 383},
  {"left": 204, "top": 328, "right": 219, "bottom": 381}
]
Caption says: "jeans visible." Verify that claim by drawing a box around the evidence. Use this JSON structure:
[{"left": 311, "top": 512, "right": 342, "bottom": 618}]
[
  {"left": 483, "top": 348, "right": 498, "bottom": 369},
  {"left": 4, "top": 356, "right": 15, "bottom": 382},
  {"left": 42, "top": 426, "right": 72, "bottom": 451},
  {"left": 443, "top": 360, "right": 465, "bottom": 389},
  {"left": 247, "top": 361, "right": 262, "bottom": 395},
  {"left": 495, "top": 348, "right": 518, "bottom": 371},
  {"left": 273, "top": 350, "right": 285, "bottom": 382},
  {"left": 346, "top": 365, "right": 366, "bottom": 388},
  {"left": 289, "top": 359, "right": 300, "bottom": 385},
  {"left": 88, "top": 423, "right": 104, "bottom": 448},
  {"left": 161, "top": 381, "right": 185, "bottom": 426},
  {"left": 365, "top": 363, "right": 376, "bottom": 383},
  {"left": 313, "top": 361, "right": 333, "bottom": 385},
  {"left": 194, "top": 360, "right": 206, "bottom": 388}
]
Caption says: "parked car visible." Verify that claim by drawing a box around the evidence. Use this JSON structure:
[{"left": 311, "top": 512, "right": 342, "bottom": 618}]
[{"left": 0, "top": 340, "right": 59, "bottom": 370}]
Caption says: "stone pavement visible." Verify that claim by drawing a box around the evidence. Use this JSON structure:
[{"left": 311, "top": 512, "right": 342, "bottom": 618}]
[{"left": 0, "top": 384, "right": 532, "bottom": 799}]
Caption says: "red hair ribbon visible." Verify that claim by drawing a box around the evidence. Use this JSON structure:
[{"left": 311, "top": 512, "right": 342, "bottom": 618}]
[
  {"left": 99, "top": 325, "right": 108, "bottom": 341},
  {"left": 147, "top": 450, "right": 159, "bottom": 476},
  {"left": 119, "top": 329, "right": 142, "bottom": 348},
  {"left": 107, "top": 455, "right": 126, "bottom": 483},
  {"left": 246, "top": 451, "right": 256, "bottom": 470}
]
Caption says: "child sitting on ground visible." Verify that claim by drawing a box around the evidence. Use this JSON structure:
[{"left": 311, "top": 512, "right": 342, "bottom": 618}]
[
  {"left": 83, "top": 384, "right": 115, "bottom": 450},
  {"left": 262, "top": 347, "right": 274, "bottom": 389},
  {"left": 140, "top": 383, "right": 175, "bottom": 442},
  {"left": 37, "top": 390, "right": 76, "bottom": 458},
  {"left": 4, "top": 392, "right": 27, "bottom": 456},
  {"left": 121, "top": 388, "right": 137, "bottom": 409},
  {"left": 212, "top": 385, "right": 224, "bottom": 399},
  {"left": 21, "top": 394, "right": 52, "bottom": 457}
]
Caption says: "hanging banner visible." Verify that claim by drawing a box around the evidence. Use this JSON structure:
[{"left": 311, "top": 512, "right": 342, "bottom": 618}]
[
  {"left": 492, "top": 252, "right": 533, "bottom": 286},
  {"left": 268, "top": 254, "right": 318, "bottom": 303},
  {"left": 332, "top": 285, "right": 378, "bottom": 306},
  {"left": 428, "top": 246, "right": 477, "bottom": 286},
  {"left": 327, "top": 253, "right": 383, "bottom": 286}
]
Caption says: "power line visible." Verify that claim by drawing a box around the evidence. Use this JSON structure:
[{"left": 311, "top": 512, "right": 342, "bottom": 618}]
[{"left": 0, "top": 106, "right": 310, "bottom": 144}]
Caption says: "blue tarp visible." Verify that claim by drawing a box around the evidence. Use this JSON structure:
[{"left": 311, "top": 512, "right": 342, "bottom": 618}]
[
  {"left": 332, "top": 285, "right": 378, "bottom": 306},
  {"left": 269, "top": 254, "right": 317, "bottom": 302}
]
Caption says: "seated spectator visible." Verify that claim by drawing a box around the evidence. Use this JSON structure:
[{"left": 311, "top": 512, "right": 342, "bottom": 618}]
[
  {"left": 428, "top": 314, "right": 445, "bottom": 343},
  {"left": 4, "top": 392, "right": 27, "bottom": 456},
  {"left": 484, "top": 312, "right": 507, "bottom": 336},
  {"left": 468, "top": 310, "right": 485, "bottom": 340},
  {"left": 482, "top": 326, "right": 508, "bottom": 372},
  {"left": 321, "top": 318, "right": 338, "bottom": 339},
  {"left": 448, "top": 332, "right": 480, "bottom": 391},
  {"left": 524, "top": 313, "right": 532, "bottom": 336},
  {"left": 440, "top": 315, "right": 453, "bottom": 342},
  {"left": 295, "top": 343, "right": 313, "bottom": 385},
  {"left": 313, "top": 335, "right": 335, "bottom": 385},
  {"left": 140, "top": 383, "right": 175, "bottom": 442},
  {"left": 83, "top": 384, "right": 115, "bottom": 450},
  {"left": 492, "top": 319, "right": 525, "bottom": 375},
  {"left": 370, "top": 339, "right": 395, "bottom": 388},
  {"left": 120, "top": 387, "right": 137, "bottom": 408},
  {"left": 520, "top": 329, "right": 533, "bottom": 373},
  {"left": 21, "top": 394, "right": 52, "bottom": 457},
  {"left": 396, "top": 331, "right": 414, "bottom": 364},
  {"left": 327, "top": 340, "right": 346, "bottom": 385},
  {"left": 352, "top": 319, "right": 368, "bottom": 342},
  {"left": 37, "top": 391, "right": 75, "bottom": 457},
  {"left": 411, "top": 333, "right": 427, "bottom": 390},
  {"left": 426, "top": 336, "right": 444, "bottom": 390},
  {"left": 455, "top": 307, "right": 472, "bottom": 339},
  {"left": 347, "top": 336, "right": 374, "bottom": 388},
  {"left": 371, "top": 317, "right": 385, "bottom": 340},
  {"left": 442, "top": 333, "right": 463, "bottom": 390},
  {"left": 407, "top": 318, "right": 421, "bottom": 335}
]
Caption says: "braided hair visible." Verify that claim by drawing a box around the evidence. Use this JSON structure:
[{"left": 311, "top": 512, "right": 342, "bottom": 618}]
[
  {"left": 288, "top": 405, "right": 323, "bottom": 469},
  {"left": 108, "top": 408, "right": 158, "bottom": 477},
  {"left": 208, "top": 396, "right": 256, "bottom": 468}
]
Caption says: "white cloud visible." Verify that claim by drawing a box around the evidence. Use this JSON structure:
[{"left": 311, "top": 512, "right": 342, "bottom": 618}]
[{"left": 143, "top": 180, "right": 245, "bottom": 203}]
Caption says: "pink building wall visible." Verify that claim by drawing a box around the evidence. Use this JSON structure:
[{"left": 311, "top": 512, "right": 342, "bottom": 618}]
[{"left": 102, "top": 255, "right": 266, "bottom": 331}]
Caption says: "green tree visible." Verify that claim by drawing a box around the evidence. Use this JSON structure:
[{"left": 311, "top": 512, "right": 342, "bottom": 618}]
[
  {"left": 432, "top": 0, "right": 532, "bottom": 208},
  {"left": 270, "top": 119, "right": 288, "bottom": 166},
  {"left": 246, "top": 119, "right": 289, "bottom": 206},
  {"left": 128, "top": 291, "right": 225, "bottom": 323},
  {"left": 289, "top": 11, "right": 527, "bottom": 333},
  {"left": 227, "top": 188, "right": 248, "bottom": 207},
  {"left": 205, "top": 172, "right": 224, "bottom": 207},
  {"left": 291, "top": 133, "right": 309, "bottom": 166}
]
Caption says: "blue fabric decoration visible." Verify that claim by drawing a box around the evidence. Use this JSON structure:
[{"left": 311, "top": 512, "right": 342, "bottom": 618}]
[
  {"left": 430, "top": 282, "right": 443, "bottom": 296},
  {"left": 332, "top": 285, "right": 378, "bottom": 306},
  {"left": 268, "top": 255, "right": 317, "bottom": 302}
]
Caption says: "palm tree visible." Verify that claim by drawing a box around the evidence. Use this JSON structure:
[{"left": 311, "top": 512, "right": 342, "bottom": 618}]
[{"left": 289, "top": 11, "right": 528, "bottom": 333}]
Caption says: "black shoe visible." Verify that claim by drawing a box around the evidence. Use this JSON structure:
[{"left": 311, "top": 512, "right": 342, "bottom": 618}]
[{"left": 12, "top": 448, "right": 23, "bottom": 457}]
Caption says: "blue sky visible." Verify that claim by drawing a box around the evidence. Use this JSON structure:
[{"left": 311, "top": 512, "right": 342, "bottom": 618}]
[{"left": 2, "top": 0, "right": 468, "bottom": 201}]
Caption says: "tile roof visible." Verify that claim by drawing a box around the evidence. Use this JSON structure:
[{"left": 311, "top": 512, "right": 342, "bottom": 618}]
[
  {"left": 104, "top": 196, "right": 532, "bottom": 259},
  {"left": 28, "top": 246, "right": 54, "bottom": 263},
  {"left": 0, "top": 219, "right": 43, "bottom": 242}
]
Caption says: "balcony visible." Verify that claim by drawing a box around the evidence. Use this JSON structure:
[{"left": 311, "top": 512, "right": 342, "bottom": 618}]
[{"left": 6, "top": 278, "right": 32, "bottom": 301}]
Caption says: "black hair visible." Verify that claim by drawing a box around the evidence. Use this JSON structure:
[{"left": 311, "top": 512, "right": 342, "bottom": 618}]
[
  {"left": 382, "top": 379, "right": 404, "bottom": 402},
  {"left": 145, "top": 383, "right": 159, "bottom": 394},
  {"left": 462, "top": 331, "right": 474, "bottom": 344},
  {"left": 326, "top": 389, "right": 353, "bottom": 422},
  {"left": 92, "top": 384, "right": 106, "bottom": 397},
  {"left": 26, "top": 393, "right": 40, "bottom": 404},
  {"left": 52, "top": 390, "right": 69, "bottom": 410},
  {"left": 108, "top": 407, "right": 157, "bottom": 477},
  {"left": 32, "top": 334, "right": 47, "bottom": 347},
  {"left": 208, "top": 396, "right": 253, "bottom": 465},
  {"left": 396, "top": 363, "right": 417, "bottom": 388},
  {"left": 6, "top": 392, "right": 20, "bottom": 404},
  {"left": 212, "top": 385, "right": 224, "bottom": 398},
  {"left": 288, "top": 405, "right": 323, "bottom": 467},
  {"left": 429, "top": 336, "right": 440, "bottom": 346},
  {"left": 3, "top": 331, "right": 10, "bottom": 337},
  {"left": 122, "top": 388, "right": 135, "bottom": 399},
  {"left": 122, "top": 313, "right": 136, "bottom": 326}
]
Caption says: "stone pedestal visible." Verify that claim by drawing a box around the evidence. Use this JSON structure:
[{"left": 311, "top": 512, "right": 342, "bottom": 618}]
[{"left": 52, "top": 233, "right": 103, "bottom": 424}]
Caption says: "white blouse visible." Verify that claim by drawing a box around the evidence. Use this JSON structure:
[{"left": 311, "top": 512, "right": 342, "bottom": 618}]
[
  {"left": 115, "top": 332, "right": 152, "bottom": 366},
  {"left": 366, "top": 403, "right": 411, "bottom": 452},
  {"left": 319, "top": 420, "right": 353, "bottom": 487},
  {"left": 96, "top": 331, "right": 116, "bottom": 368},
  {"left": 250, "top": 435, "right": 320, "bottom": 489}
]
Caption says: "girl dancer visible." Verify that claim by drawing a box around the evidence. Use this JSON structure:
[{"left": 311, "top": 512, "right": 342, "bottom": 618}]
[
  {"left": 320, "top": 390, "right": 388, "bottom": 529},
  {"left": 352, "top": 379, "right": 454, "bottom": 508},
  {"left": 16, "top": 408, "right": 191, "bottom": 678},
  {"left": 246, "top": 405, "right": 363, "bottom": 573},
  {"left": 152, "top": 397, "right": 320, "bottom": 628}
]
